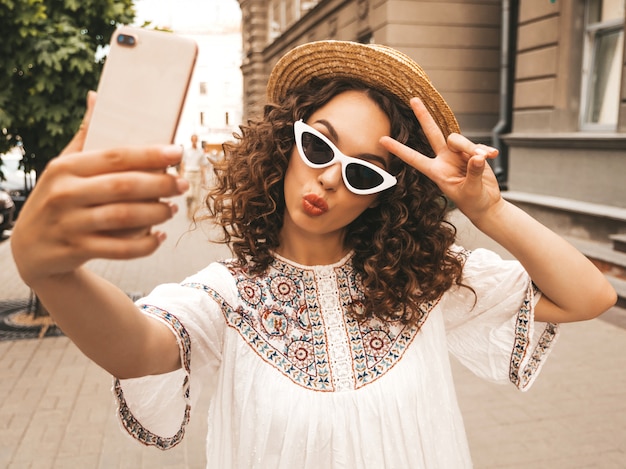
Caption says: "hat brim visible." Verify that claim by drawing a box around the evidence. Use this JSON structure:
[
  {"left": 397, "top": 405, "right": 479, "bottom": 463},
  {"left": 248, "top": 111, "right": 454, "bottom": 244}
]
[{"left": 266, "top": 40, "right": 460, "bottom": 137}]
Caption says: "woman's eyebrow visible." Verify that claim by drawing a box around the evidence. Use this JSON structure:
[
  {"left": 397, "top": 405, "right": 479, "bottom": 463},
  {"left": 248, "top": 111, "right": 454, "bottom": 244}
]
[
  {"left": 313, "top": 118, "right": 390, "bottom": 168},
  {"left": 314, "top": 118, "right": 339, "bottom": 141}
]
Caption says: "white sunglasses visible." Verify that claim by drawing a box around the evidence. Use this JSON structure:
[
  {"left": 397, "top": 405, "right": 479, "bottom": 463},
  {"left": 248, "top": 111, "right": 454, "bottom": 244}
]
[{"left": 293, "top": 120, "right": 397, "bottom": 195}]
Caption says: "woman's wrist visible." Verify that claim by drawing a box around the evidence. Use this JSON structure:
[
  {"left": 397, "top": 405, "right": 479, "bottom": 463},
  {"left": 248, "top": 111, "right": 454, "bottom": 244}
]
[{"left": 462, "top": 197, "right": 509, "bottom": 235}]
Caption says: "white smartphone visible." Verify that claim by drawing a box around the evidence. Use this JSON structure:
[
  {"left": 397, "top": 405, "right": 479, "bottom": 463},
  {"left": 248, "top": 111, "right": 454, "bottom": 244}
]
[{"left": 83, "top": 26, "right": 198, "bottom": 151}]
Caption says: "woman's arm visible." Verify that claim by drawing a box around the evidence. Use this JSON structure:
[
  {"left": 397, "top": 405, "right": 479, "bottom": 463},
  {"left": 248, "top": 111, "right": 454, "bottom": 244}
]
[
  {"left": 11, "top": 92, "right": 188, "bottom": 377},
  {"left": 381, "top": 98, "right": 617, "bottom": 323},
  {"left": 470, "top": 199, "right": 616, "bottom": 322},
  {"left": 25, "top": 268, "right": 181, "bottom": 378}
]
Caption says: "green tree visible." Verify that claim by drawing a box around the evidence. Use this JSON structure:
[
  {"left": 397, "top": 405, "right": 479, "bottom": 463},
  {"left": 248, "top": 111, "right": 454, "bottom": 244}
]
[
  {"left": 0, "top": 0, "right": 135, "bottom": 176},
  {"left": 0, "top": 0, "right": 135, "bottom": 325}
]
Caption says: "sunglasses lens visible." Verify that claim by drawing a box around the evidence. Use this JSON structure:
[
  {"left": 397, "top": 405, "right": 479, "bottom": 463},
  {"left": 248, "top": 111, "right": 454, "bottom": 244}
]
[
  {"left": 302, "top": 132, "right": 334, "bottom": 165},
  {"left": 345, "top": 163, "right": 384, "bottom": 190}
]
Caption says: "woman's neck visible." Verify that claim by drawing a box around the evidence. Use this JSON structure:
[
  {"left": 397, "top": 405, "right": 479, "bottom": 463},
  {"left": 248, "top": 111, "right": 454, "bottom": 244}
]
[
  {"left": 274, "top": 243, "right": 349, "bottom": 266},
  {"left": 276, "top": 230, "right": 349, "bottom": 266}
]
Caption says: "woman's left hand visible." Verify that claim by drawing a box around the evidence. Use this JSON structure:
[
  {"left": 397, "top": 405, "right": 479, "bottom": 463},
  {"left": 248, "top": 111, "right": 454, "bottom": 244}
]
[
  {"left": 381, "top": 98, "right": 618, "bottom": 322},
  {"left": 380, "top": 97, "right": 502, "bottom": 225}
]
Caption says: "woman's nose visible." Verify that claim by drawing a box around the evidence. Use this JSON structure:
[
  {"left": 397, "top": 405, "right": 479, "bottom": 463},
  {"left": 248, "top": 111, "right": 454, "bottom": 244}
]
[{"left": 317, "top": 162, "right": 343, "bottom": 191}]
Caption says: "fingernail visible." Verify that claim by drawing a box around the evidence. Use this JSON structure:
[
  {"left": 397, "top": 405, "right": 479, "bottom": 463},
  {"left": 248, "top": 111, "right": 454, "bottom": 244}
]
[
  {"left": 86, "top": 90, "right": 96, "bottom": 107},
  {"left": 176, "top": 178, "right": 189, "bottom": 194},
  {"left": 169, "top": 202, "right": 179, "bottom": 215},
  {"left": 473, "top": 155, "right": 486, "bottom": 167},
  {"left": 155, "top": 231, "right": 167, "bottom": 244},
  {"left": 162, "top": 145, "right": 183, "bottom": 161}
]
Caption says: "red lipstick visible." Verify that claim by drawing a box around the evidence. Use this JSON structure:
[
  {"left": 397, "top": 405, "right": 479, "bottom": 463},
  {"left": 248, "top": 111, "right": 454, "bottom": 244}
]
[{"left": 302, "top": 194, "right": 329, "bottom": 216}]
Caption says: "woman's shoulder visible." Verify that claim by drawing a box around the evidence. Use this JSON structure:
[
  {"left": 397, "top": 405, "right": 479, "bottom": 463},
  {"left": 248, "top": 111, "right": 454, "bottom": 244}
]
[{"left": 179, "top": 259, "right": 242, "bottom": 303}]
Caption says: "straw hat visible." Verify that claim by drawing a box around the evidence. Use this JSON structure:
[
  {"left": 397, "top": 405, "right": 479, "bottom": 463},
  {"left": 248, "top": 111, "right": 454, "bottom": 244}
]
[{"left": 266, "top": 40, "right": 460, "bottom": 137}]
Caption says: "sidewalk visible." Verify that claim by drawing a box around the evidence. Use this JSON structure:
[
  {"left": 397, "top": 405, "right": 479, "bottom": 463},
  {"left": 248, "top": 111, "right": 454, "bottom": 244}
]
[{"left": 0, "top": 202, "right": 624, "bottom": 468}]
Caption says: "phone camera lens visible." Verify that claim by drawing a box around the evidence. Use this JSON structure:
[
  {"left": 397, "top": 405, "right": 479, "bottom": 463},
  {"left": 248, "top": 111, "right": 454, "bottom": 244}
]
[{"left": 117, "top": 34, "right": 136, "bottom": 47}]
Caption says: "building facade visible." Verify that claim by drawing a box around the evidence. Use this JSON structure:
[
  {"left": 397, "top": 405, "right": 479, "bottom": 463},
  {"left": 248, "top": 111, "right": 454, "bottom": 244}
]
[
  {"left": 134, "top": 0, "right": 243, "bottom": 151},
  {"left": 237, "top": 0, "right": 626, "bottom": 302},
  {"left": 180, "top": 27, "right": 243, "bottom": 152}
]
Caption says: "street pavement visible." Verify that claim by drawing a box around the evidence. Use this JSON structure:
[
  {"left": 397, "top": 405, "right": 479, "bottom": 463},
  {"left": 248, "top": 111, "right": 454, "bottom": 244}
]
[{"left": 0, "top": 196, "right": 624, "bottom": 468}]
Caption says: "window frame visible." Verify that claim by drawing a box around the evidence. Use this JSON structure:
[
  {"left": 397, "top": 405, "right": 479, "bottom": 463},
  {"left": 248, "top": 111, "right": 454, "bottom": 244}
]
[{"left": 580, "top": 1, "right": 625, "bottom": 131}]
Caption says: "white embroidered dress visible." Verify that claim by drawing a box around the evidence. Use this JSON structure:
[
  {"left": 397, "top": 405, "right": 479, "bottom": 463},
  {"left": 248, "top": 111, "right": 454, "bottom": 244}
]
[{"left": 114, "top": 247, "right": 558, "bottom": 468}]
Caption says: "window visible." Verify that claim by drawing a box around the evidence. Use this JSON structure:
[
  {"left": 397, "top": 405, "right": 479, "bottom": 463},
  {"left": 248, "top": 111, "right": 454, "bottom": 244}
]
[
  {"left": 199, "top": 82, "right": 208, "bottom": 95},
  {"left": 581, "top": 0, "right": 625, "bottom": 130},
  {"left": 268, "top": 0, "right": 285, "bottom": 40},
  {"left": 268, "top": 0, "right": 319, "bottom": 42}
]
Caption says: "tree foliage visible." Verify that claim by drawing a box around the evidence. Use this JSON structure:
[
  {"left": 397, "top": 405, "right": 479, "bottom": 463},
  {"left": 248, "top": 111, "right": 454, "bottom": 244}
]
[{"left": 0, "top": 0, "right": 135, "bottom": 175}]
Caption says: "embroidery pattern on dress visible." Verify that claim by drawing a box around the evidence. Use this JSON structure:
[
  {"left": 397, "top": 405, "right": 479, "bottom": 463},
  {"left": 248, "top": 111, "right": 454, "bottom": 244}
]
[
  {"left": 114, "top": 305, "right": 191, "bottom": 449},
  {"left": 509, "top": 283, "right": 558, "bottom": 390},
  {"left": 185, "top": 256, "right": 437, "bottom": 392},
  {"left": 314, "top": 264, "right": 353, "bottom": 391}
]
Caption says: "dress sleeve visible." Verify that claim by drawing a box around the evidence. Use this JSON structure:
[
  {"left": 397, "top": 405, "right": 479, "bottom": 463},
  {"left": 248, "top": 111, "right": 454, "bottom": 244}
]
[
  {"left": 442, "top": 247, "right": 559, "bottom": 391},
  {"left": 112, "top": 262, "right": 235, "bottom": 449}
]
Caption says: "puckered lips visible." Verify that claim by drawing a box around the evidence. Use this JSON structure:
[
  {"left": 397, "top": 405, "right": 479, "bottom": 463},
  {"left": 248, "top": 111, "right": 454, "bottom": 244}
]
[{"left": 302, "top": 194, "right": 329, "bottom": 216}]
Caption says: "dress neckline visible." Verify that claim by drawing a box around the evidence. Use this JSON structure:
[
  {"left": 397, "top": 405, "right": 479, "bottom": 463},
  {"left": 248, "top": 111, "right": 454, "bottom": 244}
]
[{"left": 271, "top": 250, "right": 355, "bottom": 270}]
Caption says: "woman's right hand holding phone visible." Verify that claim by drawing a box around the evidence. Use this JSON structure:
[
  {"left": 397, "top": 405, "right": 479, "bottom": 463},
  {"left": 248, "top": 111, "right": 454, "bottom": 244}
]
[
  {"left": 8, "top": 93, "right": 188, "bottom": 379},
  {"left": 11, "top": 92, "right": 189, "bottom": 288}
]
